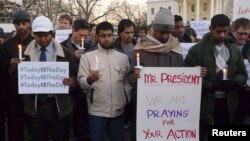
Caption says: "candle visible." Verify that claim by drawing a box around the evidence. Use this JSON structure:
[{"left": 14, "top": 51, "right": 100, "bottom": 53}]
[
  {"left": 95, "top": 56, "right": 99, "bottom": 70},
  {"left": 222, "top": 68, "right": 228, "bottom": 80},
  {"left": 81, "top": 38, "right": 84, "bottom": 49},
  {"left": 136, "top": 53, "right": 140, "bottom": 66},
  {"left": 18, "top": 44, "right": 22, "bottom": 60}
]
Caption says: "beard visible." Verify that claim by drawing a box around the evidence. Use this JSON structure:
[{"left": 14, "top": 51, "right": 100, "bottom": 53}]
[{"left": 100, "top": 43, "right": 114, "bottom": 49}]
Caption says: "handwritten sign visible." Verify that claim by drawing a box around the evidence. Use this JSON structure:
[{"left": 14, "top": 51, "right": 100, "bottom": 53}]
[
  {"left": 55, "top": 29, "right": 72, "bottom": 43},
  {"left": 18, "top": 62, "right": 69, "bottom": 94},
  {"left": 190, "top": 21, "right": 210, "bottom": 39},
  {"left": 137, "top": 67, "right": 201, "bottom": 141},
  {"left": 233, "top": 0, "right": 250, "bottom": 21},
  {"left": 181, "top": 43, "right": 196, "bottom": 59}
]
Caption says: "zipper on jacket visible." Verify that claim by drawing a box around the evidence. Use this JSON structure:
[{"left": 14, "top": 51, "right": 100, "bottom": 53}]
[
  {"left": 55, "top": 96, "right": 61, "bottom": 114},
  {"left": 107, "top": 50, "right": 113, "bottom": 116},
  {"left": 90, "top": 88, "right": 94, "bottom": 104},
  {"left": 35, "top": 94, "right": 38, "bottom": 111},
  {"left": 124, "top": 89, "right": 128, "bottom": 104}
]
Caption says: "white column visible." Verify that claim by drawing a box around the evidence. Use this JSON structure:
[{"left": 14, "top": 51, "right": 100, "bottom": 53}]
[
  {"left": 219, "top": 0, "right": 222, "bottom": 13},
  {"left": 216, "top": 0, "right": 219, "bottom": 14},
  {"left": 183, "top": 0, "right": 187, "bottom": 24},
  {"left": 210, "top": 0, "right": 214, "bottom": 19},
  {"left": 220, "top": 0, "right": 224, "bottom": 13},
  {"left": 196, "top": 0, "right": 200, "bottom": 20}
]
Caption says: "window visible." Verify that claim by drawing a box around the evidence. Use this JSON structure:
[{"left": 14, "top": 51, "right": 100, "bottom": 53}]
[
  {"left": 191, "top": 4, "right": 195, "bottom": 12},
  {"left": 179, "top": 6, "right": 181, "bottom": 13},
  {"left": 160, "top": 7, "right": 162, "bottom": 10},
  {"left": 168, "top": 6, "right": 171, "bottom": 10},
  {"left": 203, "top": 3, "right": 207, "bottom": 11},
  {"left": 151, "top": 8, "right": 154, "bottom": 15}
]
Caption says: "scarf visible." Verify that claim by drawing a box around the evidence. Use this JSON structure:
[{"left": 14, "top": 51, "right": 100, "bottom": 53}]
[
  {"left": 214, "top": 44, "right": 230, "bottom": 71},
  {"left": 134, "top": 32, "right": 182, "bottom": 55}
]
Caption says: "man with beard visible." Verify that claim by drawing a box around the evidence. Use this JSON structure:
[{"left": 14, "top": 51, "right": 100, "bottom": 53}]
[
  {"left": 127, "top": 8, "right": 188, "bottom": 141},
  {"left": 0, "top": 10, "right": 34, "bottom": 141},
  {"left": 77, "top": 21, "right": 131, "bottom": 141}
]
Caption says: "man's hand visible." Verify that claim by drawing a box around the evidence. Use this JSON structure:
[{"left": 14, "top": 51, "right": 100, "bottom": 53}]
[
  {"left": 134, "top": 68, "right": 141, "bottom": 78},
  {"left": 74, "top": 49, "right": 85, "bottom": 60},
  {"left": 196, "top": 66, "right": 207, "bottom": 77},
  {"left": 63, "top": 77, "right": 75, "bottom": 87},
  {"left": 10, "top": 58, "right": 21, "bottom": 71},
  {"left": 87, "top": 70, "right": 101, "bottom": 85}
]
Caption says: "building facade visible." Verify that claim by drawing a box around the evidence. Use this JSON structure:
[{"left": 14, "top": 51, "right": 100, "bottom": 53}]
[{"left": 147, "top": 0, "right": 232, "bottom": 25}]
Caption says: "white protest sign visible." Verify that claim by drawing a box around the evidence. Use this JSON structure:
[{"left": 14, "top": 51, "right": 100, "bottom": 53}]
[
  {"left": 181, "top": 43, "right": 196, "bottom": 59},
  {"left": 18, "top": 62, "right": 69, "bottom": 94},
  {"left": 190, "top": 21, "right": 210, "bottom": 39},
  {"left": 233, "top": 0, "right": 250, "bottom": 21},
  {"left": 137, "top": 67, "right": 201, "bottom": 141},
  {"left": 55, "top": 29, "right": 72, "bottom": 43}
]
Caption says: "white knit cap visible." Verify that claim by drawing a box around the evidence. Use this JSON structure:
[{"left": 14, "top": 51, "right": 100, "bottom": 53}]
[
  {"left": 152, "top": 8, "right": 174, "bottom": 32},
  {"left": 32, "top": 16, "right": 53, "bottom": 33}
]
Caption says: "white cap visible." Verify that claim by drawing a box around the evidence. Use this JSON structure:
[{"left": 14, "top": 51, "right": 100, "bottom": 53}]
[{"left": 32, "top": 16, "right": 53, "bottom": 32}]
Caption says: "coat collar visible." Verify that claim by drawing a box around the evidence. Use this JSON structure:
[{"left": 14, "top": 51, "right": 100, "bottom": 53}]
[{"left": 24, "top": 38, "right": 65, "bottom": 61}]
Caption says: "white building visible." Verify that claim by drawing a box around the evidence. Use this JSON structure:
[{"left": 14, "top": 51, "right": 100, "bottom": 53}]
[{"left": 147, "top": 0, "right": 232, "bottom": 25}]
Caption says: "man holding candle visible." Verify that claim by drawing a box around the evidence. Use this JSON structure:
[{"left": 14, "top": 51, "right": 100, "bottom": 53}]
[
  {"left": 78, "top": 21, "right": 131, "bottom": 141},
  {"left": 61, "top": 19, "right": 92, "bottom": 60},
  {"left": 61, "top": 18, "right": 92, "bottom": 141},
  {"left": 127, "top": 8, "right": 188, "bottom": 141},
  {"left": 0, "top": 10, "right": 34, "bottom": 141},
  {"left": 185, "top": 14, "right": 247, "bottom": 141},
  {"left": 22, "top": 16, "right": 78, "bottom": 141}
]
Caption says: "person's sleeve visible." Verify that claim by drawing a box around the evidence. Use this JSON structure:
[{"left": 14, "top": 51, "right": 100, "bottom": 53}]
[
  {"left": 77, "top": 54, "right": 91, "bottom": 90},
  {"left": 124, "top": 56, "right": 132, "bottom": 102},
  {"left": 232, "top": 49, "right": 247, "bottom": 87}
]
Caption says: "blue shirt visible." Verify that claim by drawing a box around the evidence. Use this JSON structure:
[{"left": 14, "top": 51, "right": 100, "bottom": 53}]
[{"left": 37, "top": 42, "right": 55, "bottom": 61}]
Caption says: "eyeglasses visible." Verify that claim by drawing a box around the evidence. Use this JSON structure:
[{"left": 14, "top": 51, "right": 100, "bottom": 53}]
[
  {"left": 98, "top": 34, "right": 113, "bottom": 38},
  {"left": 236, "top": 31, "right": 249, "bottom": 36}
]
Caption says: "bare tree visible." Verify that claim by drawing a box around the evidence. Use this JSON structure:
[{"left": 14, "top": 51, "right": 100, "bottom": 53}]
[
  {"left": 60, "top": 0, "right": 121, "bottom": 23},
  {"left": 23, "top": 0, "right": 62, "bottom": 26},
  {"left": 108, "top": 1, "right": 147, "bottom": 27},
  {"left": 224, "top": 0, "right": 233, "bottom": 20}
]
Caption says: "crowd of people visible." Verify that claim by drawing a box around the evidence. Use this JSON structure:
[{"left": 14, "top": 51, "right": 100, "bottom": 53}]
[{"left": 0, "top": 8, "right": 250, "bottom": 141}]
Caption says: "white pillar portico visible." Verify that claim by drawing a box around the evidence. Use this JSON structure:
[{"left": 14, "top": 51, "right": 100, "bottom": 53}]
[
  {"left": 220, "top": 0, "right": 224, "bottom": 14},
  {"left": 183, "top": 0, "right": 187, "bottom": 24},
  {"left": 210, "top": 0, "right": 214, "bottom": 19},
  {"left": 196, "top": 0, "right": 200, "bottom": 20},
  {"left": 216, "top": 0, "right": 219, "bottom": 14},
  {"left": 219, "top": 0, "right": 222, "bottom": 13}
]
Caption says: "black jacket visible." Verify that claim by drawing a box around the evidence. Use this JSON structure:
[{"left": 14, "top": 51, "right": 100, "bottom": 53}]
[{"left": 0, "top": 33, "right": 34, "bottom": 98}]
